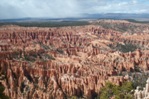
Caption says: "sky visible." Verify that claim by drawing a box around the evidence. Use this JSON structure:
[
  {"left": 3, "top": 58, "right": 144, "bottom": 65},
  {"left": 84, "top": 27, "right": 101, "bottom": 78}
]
[{"left": 0, "top": 0, "right": 149, "bottom": 19}]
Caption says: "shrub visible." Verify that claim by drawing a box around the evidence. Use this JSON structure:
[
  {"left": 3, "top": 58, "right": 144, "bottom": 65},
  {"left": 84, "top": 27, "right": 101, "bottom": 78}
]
[{"left": 99, "top": 81, "right": 134, "bottom": 99}]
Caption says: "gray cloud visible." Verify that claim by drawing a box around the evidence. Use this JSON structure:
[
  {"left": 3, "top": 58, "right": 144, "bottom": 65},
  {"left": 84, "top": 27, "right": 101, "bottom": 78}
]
[{"left": 0, "top": 0, "right": 149, "bottom": 19}]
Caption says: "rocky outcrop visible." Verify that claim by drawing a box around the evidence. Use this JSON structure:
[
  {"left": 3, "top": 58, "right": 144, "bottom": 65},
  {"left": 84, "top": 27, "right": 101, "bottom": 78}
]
[
  {"left": 134, "top": 78, "right": 149, "bottom": 99},
  {"left": 0, "top": 23, "right": 149, "bottom": 99}
]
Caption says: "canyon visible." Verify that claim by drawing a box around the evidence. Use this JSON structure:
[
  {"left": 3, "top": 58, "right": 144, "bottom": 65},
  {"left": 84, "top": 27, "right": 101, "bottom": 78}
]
[{"left": 0, "top": 20, "right": 149, "bottom": 99}]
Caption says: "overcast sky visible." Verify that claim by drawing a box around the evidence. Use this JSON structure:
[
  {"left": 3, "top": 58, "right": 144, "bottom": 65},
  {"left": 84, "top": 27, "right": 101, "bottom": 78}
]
[{"left": 0, "top": 0, "right": 149, "bottom": 19}]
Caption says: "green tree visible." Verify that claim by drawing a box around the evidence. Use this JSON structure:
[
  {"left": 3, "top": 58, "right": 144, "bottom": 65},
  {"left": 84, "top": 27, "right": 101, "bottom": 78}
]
[{"left": 99, "top": 81, "right": 134, "bottom": 99}]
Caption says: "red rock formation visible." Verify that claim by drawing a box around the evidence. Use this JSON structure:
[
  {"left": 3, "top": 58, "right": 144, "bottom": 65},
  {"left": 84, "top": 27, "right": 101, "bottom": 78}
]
[{"left": 0, "top": 22, "right": 149, "bottom": 99}]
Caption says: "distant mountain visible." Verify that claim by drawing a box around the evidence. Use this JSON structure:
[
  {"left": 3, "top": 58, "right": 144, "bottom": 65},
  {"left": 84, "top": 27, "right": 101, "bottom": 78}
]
[
  {"left": 83, "top": 13, "right": 149, "bottom": 19},
  {"left": 0, "top": 13, "right": 149, "bottom": 22},
  {"left": 0, "top": 18, "right": 61, "bottom": 23},
  {"left": 0, "top": 17, "right": 85, "bottom": 23}
]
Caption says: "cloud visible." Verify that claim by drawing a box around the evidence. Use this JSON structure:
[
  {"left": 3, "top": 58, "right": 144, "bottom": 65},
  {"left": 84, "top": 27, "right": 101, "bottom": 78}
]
[
  {"left": 0, "top": 0, "right": 149, "bottom": 19},
  {"left": 132, "top": 0, "right": 137, "bottom": 4},
  {"left": 0, "top": 0, "right": 81, "bottom": 19}
]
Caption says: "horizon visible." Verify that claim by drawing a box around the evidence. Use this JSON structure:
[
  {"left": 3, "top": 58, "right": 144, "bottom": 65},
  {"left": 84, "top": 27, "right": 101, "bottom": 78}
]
[
  {"left": 0, "top": 0, "right": 149, "bottom": 19},
  {"left": 1, "top": 13, "right": 149, "bottom": 20}
]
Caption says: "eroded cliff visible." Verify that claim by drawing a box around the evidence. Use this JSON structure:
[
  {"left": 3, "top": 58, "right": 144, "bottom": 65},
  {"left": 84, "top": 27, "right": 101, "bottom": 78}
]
[{"left": 0, "top": 20, "right": 149, "bottom": 99}]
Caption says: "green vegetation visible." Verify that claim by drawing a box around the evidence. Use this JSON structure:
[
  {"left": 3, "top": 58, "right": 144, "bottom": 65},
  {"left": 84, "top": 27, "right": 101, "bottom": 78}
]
[
  {"left": 95, "top": 20, "right": 147, "bottom": 33},
  {"left": 130, "top": 72, "right": 149, "bottom": 89},
  {"left": 115, "top": 43, "right": 138, "bottom": 52},
  {"left": 69, "top": 96, "right": 78, "bottom": 99},
  {"left": 0, "top": 21, "right": 90, "bottom": 27},
  {"left": 109, "top": 43, "right": 138, "bottom": 52},
  {"left": 56, "top": 48, "right": 64, "bottom": 54},
  {"left": 23, "top": 53, "right": 55, "bottom": 62},
  {"left": 99, "top": 81, "right": 134, "bottom": 99},
  {"left": 67, "top": 81, "right": 135, "bottom": 99},
  {"left": 24, "top": 54, "right": 36, "bottom": 62},
  {"left": 125, "top": 19, "right": 149, "bottom": 24},
  {"left": 42, "top": 53, "right": 55, "bottom": 60},
  {"left": 0, "top": 83, "right": 9, "bottom": 99},
  {"left": 12, "top": 51, "right": 20, "bottom": 59},
  {"left": 38, "top": 42, "right": 50, "bottom": 50}
]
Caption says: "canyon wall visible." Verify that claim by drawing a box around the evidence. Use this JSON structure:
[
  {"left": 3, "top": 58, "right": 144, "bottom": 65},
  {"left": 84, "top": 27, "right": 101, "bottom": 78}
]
[{"left": 0, "top": 22, "right": 149, "bottom": 99}]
